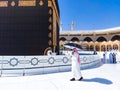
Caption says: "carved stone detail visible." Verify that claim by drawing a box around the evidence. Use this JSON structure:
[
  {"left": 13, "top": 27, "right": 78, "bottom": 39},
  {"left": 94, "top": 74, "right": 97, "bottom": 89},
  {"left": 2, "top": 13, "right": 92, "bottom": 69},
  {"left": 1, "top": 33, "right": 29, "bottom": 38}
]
[{"left": 39, "top": 0, "right": 44, "bottom": 6}]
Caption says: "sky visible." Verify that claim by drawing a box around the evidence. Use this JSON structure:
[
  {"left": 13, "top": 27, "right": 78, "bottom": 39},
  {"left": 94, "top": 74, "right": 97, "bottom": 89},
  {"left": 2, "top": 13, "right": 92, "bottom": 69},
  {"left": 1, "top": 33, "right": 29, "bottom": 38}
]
[{"left": 58, "top": 0, "right": 120, "bottom": 31}]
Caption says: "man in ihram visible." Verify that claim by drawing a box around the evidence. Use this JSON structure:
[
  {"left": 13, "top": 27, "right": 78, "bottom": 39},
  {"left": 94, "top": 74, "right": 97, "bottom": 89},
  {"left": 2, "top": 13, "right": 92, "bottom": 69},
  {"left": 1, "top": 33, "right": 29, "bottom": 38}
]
[{"left": 70, "top": 48, "right": 83, "bottom": 81}]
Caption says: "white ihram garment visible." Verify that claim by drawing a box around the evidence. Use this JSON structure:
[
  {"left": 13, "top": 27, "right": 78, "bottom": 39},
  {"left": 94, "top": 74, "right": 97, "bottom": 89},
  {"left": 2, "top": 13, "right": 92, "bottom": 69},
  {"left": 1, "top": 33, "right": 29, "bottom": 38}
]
[{"left": 71, "top": 53, "right": 82, "bottom": 79}]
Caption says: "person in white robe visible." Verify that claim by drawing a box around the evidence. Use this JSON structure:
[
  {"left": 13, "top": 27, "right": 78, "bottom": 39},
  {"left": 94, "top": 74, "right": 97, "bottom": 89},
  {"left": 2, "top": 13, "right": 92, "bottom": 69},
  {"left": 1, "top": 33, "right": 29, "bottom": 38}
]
[
  {"left": 103, "top": 52, "right": 106, "bottom": 63},
  {"left": 109, "top": 52, "right": 113, "bottom": 63},
  {"left": 70, "top": 48, "right": 83, "bottom": 81}
]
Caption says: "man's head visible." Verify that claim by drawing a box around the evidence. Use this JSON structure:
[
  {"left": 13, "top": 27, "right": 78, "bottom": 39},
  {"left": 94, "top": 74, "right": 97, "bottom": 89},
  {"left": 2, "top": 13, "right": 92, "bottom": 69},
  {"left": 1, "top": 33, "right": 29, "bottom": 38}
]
[{"left": 73, "top": 48, "right": 78, "bottom": 53}]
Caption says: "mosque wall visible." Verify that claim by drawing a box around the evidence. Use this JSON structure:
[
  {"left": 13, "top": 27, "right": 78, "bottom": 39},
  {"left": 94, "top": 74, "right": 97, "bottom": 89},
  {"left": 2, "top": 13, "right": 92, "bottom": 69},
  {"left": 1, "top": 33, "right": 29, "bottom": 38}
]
[{"left": 60, "top": 29, "right": 120, "bottom": 52}]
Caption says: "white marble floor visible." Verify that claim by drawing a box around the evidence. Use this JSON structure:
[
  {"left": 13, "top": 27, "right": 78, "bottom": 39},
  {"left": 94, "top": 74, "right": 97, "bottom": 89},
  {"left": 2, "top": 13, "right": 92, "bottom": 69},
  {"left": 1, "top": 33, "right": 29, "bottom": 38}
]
[{"left": 0, "top": 63, "right": 120, "bottom": 90}]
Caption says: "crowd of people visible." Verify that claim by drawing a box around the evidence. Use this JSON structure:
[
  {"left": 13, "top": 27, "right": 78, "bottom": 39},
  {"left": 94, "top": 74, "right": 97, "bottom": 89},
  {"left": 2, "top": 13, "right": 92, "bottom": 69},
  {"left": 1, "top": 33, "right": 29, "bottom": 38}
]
[{"left": 103, "top": 52, "right": 117, "bottom": 64}]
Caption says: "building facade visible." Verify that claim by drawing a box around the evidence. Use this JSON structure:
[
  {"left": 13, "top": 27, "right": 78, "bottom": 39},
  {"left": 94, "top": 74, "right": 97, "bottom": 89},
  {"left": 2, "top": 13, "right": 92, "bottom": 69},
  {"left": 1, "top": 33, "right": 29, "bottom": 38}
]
[
  {"left": 0, "top": 0, "right": 60, "bottom": 55},
  {"left": 60, "top": 27, "right": 120, "bottom": 52}
]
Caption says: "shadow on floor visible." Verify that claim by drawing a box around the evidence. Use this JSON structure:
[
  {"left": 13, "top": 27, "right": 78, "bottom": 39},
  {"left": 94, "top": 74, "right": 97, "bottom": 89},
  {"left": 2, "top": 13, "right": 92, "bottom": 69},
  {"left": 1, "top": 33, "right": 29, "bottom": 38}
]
[{"left": 82, "top": 77, "right": 113, "bottom": 85}]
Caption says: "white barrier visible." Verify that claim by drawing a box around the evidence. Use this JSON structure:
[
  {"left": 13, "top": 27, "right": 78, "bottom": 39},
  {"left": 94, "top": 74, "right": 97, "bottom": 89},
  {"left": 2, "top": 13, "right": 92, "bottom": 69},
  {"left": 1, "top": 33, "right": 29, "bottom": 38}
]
[{"left": 0, "top": 55, "right": 101, "bottom": 76}]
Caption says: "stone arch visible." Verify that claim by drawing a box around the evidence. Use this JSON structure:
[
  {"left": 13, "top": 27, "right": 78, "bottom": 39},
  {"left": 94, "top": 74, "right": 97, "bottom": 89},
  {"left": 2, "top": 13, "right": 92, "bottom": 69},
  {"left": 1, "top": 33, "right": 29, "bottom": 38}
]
[
  {"left": 86, "top": 44, "right": 90, "bottom": 51},
  {"left": 59, "top": 37, "right": 66, "bottom": 41},
  {"left": 100, "top": 41, "right": 107, "bottom": 51},
  {"left": 71, "top": 37, "right": 79, "bottom": 42},
  {"left": 89, "top": 45, "right": 94, "bottom": 51},
  {"left": 83, "top": 37, "right": 93, "bottom": 42},
  {"left": 87, "top": 42, "right": 94, "bottom": 51},
  {"left": 101, "top": 45, "right": 106, "bottom": 51},
  {"left": 113, "top": 44, "right": 119, "bottom": 50},
  {"left": 94, "top": 42, "right": 100, "bottom": 51},
  {"left": 111, "top": 35, "right": 120, "bottom": 41},
  {"left": 95, "top": 45, "right": 100, "bottom": 51},
  {"left": 106, "top": 45, "right": 112, "bottom": 51},
  {"left": 96, "top": 37, "right": 107, "bottom": 42},
  {"left": 81, "top": 42, "right": 88, "bottom": 50}
]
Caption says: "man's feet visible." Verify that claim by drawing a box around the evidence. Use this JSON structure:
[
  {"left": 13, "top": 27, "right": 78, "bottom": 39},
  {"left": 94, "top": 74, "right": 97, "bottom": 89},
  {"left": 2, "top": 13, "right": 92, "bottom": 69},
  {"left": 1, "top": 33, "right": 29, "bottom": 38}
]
[
  {"left": 70, "top": 78, "right": 75, "bottom": 81},
  {"left": 78, "top": 77, "right": 83, "bottom": 81}
]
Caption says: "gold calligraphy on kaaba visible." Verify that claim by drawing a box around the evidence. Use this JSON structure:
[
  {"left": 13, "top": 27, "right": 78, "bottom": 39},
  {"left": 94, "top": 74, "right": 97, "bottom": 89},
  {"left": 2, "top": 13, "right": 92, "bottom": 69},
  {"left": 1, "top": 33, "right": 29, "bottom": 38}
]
[
  {"left": 0, "top": 0, "right": 38, "bottom": 7},
  {"left": 0, "top": 1, "right": 8, "bottom": 7},
  {"left": 19, "top": 0, "right": 36, "bottom": 6}
]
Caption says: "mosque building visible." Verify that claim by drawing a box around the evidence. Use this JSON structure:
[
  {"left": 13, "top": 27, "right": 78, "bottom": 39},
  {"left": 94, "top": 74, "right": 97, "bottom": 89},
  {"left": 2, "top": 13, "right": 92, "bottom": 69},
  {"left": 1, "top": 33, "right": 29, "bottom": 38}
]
[{"left": 60, "top": 23, "right": 120, "bottom": 52}]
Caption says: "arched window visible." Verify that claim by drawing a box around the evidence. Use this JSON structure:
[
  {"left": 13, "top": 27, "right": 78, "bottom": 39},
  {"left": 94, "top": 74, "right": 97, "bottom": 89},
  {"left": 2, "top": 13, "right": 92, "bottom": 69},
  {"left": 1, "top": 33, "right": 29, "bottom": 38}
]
[
  {"left": 111, "top": 35, "right": 120, "bottom": 41},
  {"left": 71, "top": 37, "right": 79, "bottom": 42},
  {"left": 96, "top": 37, "right": 107, "bottom": 42},
  {"left": 83, "top": 37, "right": 93, "bottom": 42},
  {"left": 59, "top": 37, "right": 66, "bottom": 41}
]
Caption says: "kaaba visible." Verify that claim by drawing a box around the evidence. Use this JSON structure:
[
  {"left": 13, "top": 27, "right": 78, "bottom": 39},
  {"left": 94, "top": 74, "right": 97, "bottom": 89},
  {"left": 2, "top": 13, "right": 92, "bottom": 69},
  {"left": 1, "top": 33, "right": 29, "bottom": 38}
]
[{"left": 0, "top": 0, "right": 60, "bottom": 55}]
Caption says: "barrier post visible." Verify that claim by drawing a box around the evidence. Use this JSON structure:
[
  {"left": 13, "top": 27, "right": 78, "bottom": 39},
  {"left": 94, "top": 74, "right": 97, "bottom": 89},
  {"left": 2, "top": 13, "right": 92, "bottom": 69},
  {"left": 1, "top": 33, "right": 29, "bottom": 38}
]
[
  {"left": 23, "top": 56, "right": 25, "bottom": 76},
  {"left": 0, "top": 56, "right": 3, "bottom": 77}
]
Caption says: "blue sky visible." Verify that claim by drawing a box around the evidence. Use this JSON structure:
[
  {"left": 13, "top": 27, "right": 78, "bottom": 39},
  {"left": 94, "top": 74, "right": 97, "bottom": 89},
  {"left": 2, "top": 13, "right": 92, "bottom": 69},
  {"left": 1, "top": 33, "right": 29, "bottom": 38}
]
[{"left": 58, "top": 0, "right": 120, "bottom": 31}]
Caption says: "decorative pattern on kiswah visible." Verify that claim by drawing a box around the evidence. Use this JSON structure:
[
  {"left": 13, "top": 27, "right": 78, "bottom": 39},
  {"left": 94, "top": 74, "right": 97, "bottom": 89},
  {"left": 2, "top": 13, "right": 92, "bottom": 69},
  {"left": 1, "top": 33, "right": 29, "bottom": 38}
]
[{"left": 0, "top": 0, "right": 44, "bottom": 7}]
